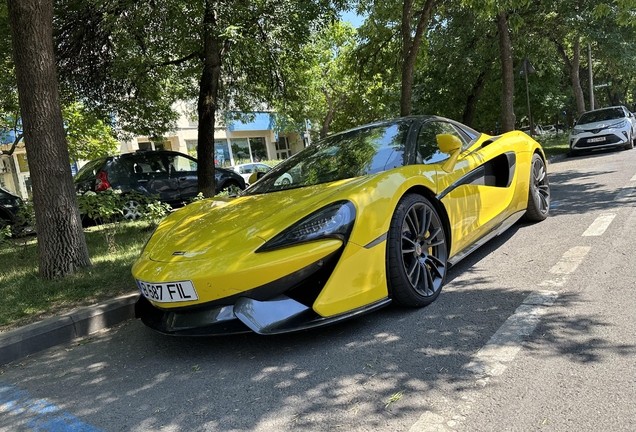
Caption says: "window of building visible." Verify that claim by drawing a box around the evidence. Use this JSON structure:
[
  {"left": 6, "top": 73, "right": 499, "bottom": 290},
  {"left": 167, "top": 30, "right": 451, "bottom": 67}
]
[
  {"left": 275, "top": 136, "right": 291, "bottom": 160},
  {"left": 214, "top": 140, "right": 232, "bottom": 167},
  {"left": 230, "top": 138, "right": 251, "bottom": 165},
  {"left": 186, "top": 140, "right": 198, "bottom": 158},
  {"left": 249, "top": 137, "right": 268, "bottom": 161}
]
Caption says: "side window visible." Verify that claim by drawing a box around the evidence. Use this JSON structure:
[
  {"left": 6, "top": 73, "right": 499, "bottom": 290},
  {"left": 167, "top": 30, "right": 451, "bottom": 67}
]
[
  {"left": 131, "top": 154, "right": 167, "bottom": 173},
  {"left": 416, "top": 121, "right": 469, "bottom": 164},
  {"left": 166, "top": 154, "right": 197, "bottom": 173}
]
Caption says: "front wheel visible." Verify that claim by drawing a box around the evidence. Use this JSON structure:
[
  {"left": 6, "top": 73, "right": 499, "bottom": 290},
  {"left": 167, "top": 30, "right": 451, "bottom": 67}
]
[
  {"left": 524, "top": 153, "right": 550, "bottom": 222},
  {"left": 624, "top": 131, "right": 634, "bottom": 150},
  {"left": 386, "top": 194, "right": 448, "bottom": 307}
]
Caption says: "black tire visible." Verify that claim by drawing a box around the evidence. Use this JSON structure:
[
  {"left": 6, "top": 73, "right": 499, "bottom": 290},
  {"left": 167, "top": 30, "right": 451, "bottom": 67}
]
[
  {"left": 524, "top": 153, "right": 550, "bottom": 222},
  {"left": 386, "top": 194, "right": 448, "bottom": 307},
  {"left": 624, "top": 131, "right": 634, "bottom": 150}
]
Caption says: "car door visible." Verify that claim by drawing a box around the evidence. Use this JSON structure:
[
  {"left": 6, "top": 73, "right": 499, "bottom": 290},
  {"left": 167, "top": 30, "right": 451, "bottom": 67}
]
[
  {"left": 417, "top": 120, "right": 517, "bottom": 256},
  {"left": 131, "top": 153, "right": 176, "bottom": 202},
  {"left": 165, "top": 153, "right": 198, "bottom": 201}
]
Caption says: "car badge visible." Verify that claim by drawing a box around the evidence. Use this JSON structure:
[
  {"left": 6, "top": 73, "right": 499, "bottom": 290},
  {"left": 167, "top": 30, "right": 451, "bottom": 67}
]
[{"left": 172, "top": 251, "right": 187, "bottom": 256}]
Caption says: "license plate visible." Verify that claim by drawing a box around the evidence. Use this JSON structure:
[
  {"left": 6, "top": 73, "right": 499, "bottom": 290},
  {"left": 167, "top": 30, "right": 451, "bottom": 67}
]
[
  {"left": 588, "top": 137, "right": 606, "bottom": 143},
  {"left": 137, "top": 279, "right": 198, "bottom": 303}
]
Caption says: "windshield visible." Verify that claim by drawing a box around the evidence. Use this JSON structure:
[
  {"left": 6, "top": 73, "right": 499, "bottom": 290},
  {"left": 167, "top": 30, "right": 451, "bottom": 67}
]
[
  {"left": 578, "top": 107, "right": 626, "bottom": 125},
  {"left": 244, "top": 122, "right": 410, "bottom": 195}
]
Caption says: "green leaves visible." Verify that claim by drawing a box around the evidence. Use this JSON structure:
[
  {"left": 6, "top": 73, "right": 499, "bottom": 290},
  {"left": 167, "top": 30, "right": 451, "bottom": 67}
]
[{"left": 63, "top": 103, "right": 119, "bottom": 162}]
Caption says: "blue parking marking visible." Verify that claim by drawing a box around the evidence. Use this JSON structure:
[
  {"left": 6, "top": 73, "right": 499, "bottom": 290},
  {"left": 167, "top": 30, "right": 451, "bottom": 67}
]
[{"left": 0, "top": 383, "right": 103, "bottom": 432}]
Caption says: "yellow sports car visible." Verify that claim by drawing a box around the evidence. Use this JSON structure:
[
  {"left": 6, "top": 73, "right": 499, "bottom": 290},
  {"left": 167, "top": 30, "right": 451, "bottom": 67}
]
[{"left": 132, "top": 116, "right": 550, "bottom": 335}]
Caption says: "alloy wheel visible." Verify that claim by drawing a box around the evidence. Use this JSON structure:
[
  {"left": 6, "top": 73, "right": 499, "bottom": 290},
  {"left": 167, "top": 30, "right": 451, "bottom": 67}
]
[{"left": 400, "top": 201, "right": 447, "bottom": 297}]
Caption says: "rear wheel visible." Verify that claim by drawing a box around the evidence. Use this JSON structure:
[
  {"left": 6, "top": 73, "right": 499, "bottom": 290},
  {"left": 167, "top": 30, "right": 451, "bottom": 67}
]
[
  {"left": 122, "top": 200, "right": 142, "bottom": 220},
  {"left": 387, "top": 194, "right": 448, "bottom": 307},
  {"left": 524, "top": 153, "right": 550, "bottom": 222}
]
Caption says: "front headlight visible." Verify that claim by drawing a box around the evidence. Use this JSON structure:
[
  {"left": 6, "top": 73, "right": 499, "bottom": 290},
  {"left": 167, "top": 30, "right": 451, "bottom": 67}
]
[
  {"left": 613, "top": 119, "right": 628, "bottom": 129},
  {"left": 257, "top": 201, "right": 356, "bottom": 252},
  {"left": 570, "top": 128, "right": 583, "bottom": 136}
]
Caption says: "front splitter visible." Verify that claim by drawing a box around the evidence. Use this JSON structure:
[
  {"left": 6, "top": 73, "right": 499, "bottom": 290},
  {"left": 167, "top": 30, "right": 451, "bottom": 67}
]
[{"left": 135, "top": 294, "right": 391, "bottom": 336}]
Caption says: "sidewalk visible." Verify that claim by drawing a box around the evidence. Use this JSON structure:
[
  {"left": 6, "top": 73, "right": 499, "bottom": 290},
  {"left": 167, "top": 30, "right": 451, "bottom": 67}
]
[{"left": 0, "top": 293, "right": 139, "bottom": 367}]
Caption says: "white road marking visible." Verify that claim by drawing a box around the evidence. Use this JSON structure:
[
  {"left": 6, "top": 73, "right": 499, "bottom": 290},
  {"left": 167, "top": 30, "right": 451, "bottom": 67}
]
[
  {"left": 464, "top": 291, "right": 559, "bottom": 381},
  {"left": 548, "top": 246, "right": 591, "bottom": 275},
  {"left": 409, "top": 291, "right": 559, "bottom": 432},
  {"left": 409, "top": 245, "right": 593, "bottom": 431},
  {"left": 630, "top": 173, "right": 636, "bottom": 182},
  {"left": 582, "top": 214, "right": 616, "bottom": 236}
]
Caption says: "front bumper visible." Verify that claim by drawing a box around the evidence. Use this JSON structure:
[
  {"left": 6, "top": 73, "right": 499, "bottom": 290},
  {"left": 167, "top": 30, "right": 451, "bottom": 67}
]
[
  {"left": 135, "top": 293, "right": 391, "bottom": 335},
  {"left": 570, "top": 130, "right": 629, "bottom": 151}
]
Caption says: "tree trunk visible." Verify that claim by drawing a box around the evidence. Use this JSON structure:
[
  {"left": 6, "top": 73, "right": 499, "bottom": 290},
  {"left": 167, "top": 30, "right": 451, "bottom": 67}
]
[
  {"left": 320, "top": 89, "right": 334, "bottom": 139},
  {"left": 554, "top": 36, "right": 585, "bottom": 117},
  {"left": 197, "top": 0, "right": 222, "bottom": 197},
  {"left": 497, "top": 11, "right": 515, "bottom": 132},
  {"left": 462, "top": 68, "right": 492, "bottom": 128},
  {"left": 400, "top": 0, "right": 437, "bottom": 117},
  {"left": 7, "top": 0, "right": 91, "bottom": 279}
]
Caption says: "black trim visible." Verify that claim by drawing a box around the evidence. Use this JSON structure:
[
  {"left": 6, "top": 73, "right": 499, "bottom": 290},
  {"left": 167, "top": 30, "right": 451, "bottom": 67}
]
[
  {"left": 436, "top": 152, "right": 516, "bottom": 201},
  {"left": 364, "top": 233, "right": 387, "bottom": 249},
  {"left": 448, "top": 210, "right": 525, "bottom": 266}
]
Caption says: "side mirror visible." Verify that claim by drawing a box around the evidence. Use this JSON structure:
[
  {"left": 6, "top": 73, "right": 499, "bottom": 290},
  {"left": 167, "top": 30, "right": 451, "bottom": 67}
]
[{"left": 437, "top": 134, "right": 462, "bottom": 173}]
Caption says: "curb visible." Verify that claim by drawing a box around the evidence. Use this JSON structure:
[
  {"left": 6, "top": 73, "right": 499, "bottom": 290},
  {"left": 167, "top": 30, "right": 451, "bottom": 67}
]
[{"left": 0, "top": 293, "right": 139, "bottom": 367}]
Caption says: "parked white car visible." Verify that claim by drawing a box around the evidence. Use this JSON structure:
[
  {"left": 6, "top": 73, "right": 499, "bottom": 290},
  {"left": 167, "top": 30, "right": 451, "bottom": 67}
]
[
  {"left": 570, "top": 106, "right": 636, "bottom": 155},
  {"left": 228, "top": 163, "right": 272, "bottom": 185},
  {"left": 521, "top": 124, "right": 547, "bottom": 136}
]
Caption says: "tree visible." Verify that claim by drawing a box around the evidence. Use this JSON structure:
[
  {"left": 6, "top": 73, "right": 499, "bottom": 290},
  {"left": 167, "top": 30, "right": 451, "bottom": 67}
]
[
  {"left": 276, "top": 21, "right": 359, "bottom": 139},
  {"left": 63, "top": 103, "right": 120, "bottom": 162},
  {"left": 7, "top": 0, "right": 91, "bottom": 278},
  {"left": 55, "top": 0, "right": 341, "bottom": 198},
  {"left": 355, "top": 0, "right": 438, "bottom": 117}
]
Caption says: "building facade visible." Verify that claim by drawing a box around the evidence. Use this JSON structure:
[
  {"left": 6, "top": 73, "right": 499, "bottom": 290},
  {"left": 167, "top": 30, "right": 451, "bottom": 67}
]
[{"left": 120, "top": 108, "right": 308, "bottom": 166}]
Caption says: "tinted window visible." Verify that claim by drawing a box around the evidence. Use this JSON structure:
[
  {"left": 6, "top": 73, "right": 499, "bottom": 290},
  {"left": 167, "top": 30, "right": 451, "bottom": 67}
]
[
  {"left": 416, "top": 121, "right": 469, "bottom": 164},
  {"left": 130, "top": 154, "right": 167, "bottom": 174},
  {"left": 245, "top": 122, "right": 409, "bottom": 195},
  {"left": 166, "top": 154, "right": 197, "bottom": 172}
]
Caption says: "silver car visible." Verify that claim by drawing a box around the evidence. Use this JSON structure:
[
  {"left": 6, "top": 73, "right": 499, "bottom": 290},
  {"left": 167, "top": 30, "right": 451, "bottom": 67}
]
[{"left": 570, "top": 106, "right": 636, "bottom": 155}]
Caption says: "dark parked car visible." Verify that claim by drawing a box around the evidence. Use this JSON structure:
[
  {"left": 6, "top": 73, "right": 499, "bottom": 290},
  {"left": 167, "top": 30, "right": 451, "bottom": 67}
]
[
  {"left": 0, "top": 186, "right": 23, "bottom": 231},
  {"left": 75, "top": 150, "right": 246, "bottom": 219}
]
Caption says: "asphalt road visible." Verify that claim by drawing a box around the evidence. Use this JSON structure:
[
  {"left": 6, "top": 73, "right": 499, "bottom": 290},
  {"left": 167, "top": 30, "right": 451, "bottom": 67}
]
[{"left": 1, "top": 148, "right": 635, "bottom": 432}]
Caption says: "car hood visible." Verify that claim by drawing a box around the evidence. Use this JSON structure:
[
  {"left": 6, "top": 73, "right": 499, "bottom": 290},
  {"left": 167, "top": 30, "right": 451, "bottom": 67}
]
[
  {"left": 144, "top": 177, "right": 365, "bottom": 263},
  {"left": 574, "top": 118, "right": 628, "bottom": 131}
]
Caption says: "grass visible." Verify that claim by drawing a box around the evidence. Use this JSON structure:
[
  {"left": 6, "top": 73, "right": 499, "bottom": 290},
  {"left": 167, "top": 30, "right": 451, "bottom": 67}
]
[
  {"left": 533, "top": 133, "right": 571, "bottom": 159},
  {"left": 0, "top": 220, "right": 155, "bottom": 332}
]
